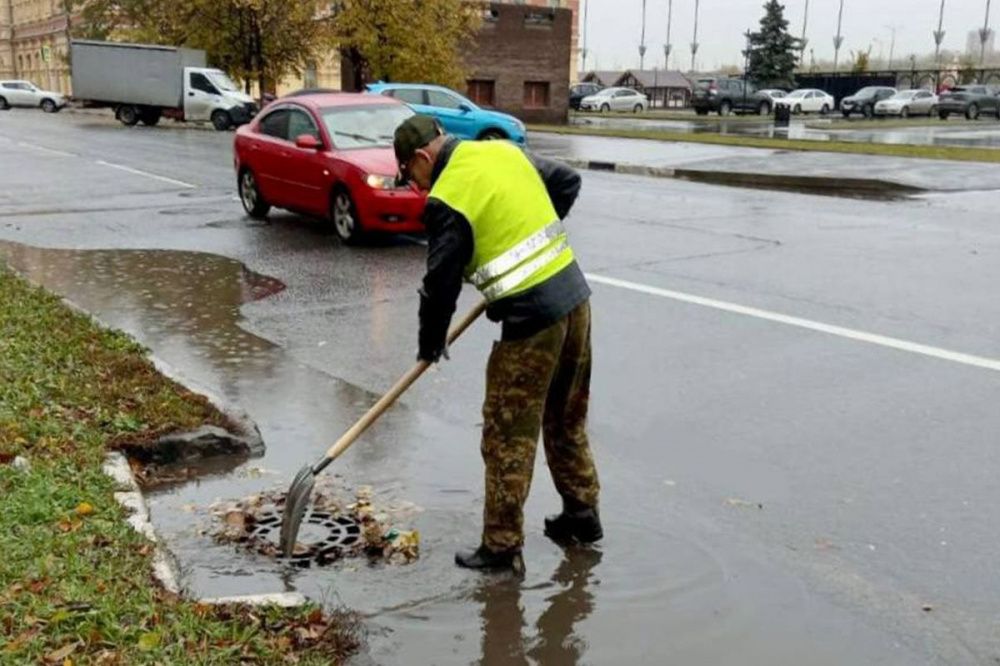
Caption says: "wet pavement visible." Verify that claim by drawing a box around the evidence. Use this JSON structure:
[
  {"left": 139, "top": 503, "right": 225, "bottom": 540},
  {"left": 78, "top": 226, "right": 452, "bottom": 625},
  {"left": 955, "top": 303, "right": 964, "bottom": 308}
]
[
  {"left": 3, "top": 109, "right": 1000, "bottom": 664},
  {"left": 573, "top": 113, "right": 1000, "bottom": 148},
  {"left": 531, "top": 132, "right": 1000, "bottom": 193}
]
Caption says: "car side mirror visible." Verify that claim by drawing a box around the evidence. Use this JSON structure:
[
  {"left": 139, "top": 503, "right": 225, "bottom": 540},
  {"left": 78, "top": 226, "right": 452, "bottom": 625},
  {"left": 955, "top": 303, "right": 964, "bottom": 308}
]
[
  {"left": 458, "top": 103, "right": 472, "bottom": 113},
  {"left": 295, "top": 134, "right": 323, "bottom": 150}
]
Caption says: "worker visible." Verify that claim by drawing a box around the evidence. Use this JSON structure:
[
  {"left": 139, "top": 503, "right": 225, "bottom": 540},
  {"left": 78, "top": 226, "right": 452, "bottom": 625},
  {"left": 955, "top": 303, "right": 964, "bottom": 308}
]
[{"left": 393, "top": 115, "right": 602, "bottom": 573}]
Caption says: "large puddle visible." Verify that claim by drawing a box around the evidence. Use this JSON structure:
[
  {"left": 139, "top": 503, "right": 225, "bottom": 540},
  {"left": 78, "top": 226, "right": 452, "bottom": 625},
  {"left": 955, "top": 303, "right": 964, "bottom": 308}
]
[
  {"left": 573, "top": 115, "right": 1000, "bottom": 148},
  {"left": 0, "top": 240, "right": 918, "bottom": 664}
]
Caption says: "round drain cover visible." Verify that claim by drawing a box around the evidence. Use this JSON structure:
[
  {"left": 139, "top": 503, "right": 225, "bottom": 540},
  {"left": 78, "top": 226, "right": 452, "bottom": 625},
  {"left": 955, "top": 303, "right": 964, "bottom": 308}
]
[{"left": 247, "top": 509, "right": 363, "bottom": 567}]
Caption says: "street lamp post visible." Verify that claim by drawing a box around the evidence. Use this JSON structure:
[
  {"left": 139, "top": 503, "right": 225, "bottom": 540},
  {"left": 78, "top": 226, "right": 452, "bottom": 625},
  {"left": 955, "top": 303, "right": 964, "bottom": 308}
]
[
  {"left": 664, "top": 0, "right": 673, "bottom": 70},
  {"left": 933, "top": 0, "right": 946, "bottom": 64},
  {"left": 885, "top": 24, "right": 899, "bottom": 69},
  {"left": 691, "top": 0, "right": 700, "bottom": 72},
  {"left": 833, "top": 0, "right": 845, "bottom": 72},
  {"left": 639, "top": 0, "right": 648, "bottom": 69},
  {"left": 581, "top": 0, "right": 589, "bottom": 74},
  {"left": 980, "top": 0, "right": 993, "bottom": 65},
  {"left": 800, "top": 0, "right": 810, "bottom": 65}
]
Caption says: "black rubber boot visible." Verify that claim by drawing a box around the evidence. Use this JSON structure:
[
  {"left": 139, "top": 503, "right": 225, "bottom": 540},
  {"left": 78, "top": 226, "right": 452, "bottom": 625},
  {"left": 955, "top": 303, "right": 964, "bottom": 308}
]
[
  {"left": 455, "top": 545, "right": 525, "bottom": 574},
  {"left": 544, "top": 506, "right": 603, "bottom": 544}
]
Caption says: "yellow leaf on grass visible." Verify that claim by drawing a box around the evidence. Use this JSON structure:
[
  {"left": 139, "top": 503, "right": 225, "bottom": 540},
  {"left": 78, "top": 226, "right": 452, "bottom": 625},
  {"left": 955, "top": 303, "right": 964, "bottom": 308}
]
[
  {"left": 44, "top": 642, "right": 76, "bottom": 663},
  {"left": 74, "top": 502, "right": 95, "bottom": 517},
  {"left": 138, "top": 632, "right": 161, "bottom": 652}
]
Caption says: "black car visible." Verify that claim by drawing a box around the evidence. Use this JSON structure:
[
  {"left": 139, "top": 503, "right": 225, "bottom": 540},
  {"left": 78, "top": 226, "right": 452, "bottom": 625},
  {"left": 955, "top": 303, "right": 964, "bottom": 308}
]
[
  {"left": 691, "top": 78, "right": 771, "bottom": 116},
  {"left": 937, "top": 85, "right": 1000, "bottom": 120},
  {"left": 840, "top": 87, "right": 897, "bottom": 118},
  {"left": 570, "top": 82, "right": 603, "bottom": 111}
]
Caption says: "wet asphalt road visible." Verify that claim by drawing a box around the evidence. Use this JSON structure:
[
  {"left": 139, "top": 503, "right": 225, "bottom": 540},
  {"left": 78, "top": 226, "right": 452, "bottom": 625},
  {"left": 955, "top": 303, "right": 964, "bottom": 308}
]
[{"left": 2, "top": 109, "right": 1000, "bottom": 665}]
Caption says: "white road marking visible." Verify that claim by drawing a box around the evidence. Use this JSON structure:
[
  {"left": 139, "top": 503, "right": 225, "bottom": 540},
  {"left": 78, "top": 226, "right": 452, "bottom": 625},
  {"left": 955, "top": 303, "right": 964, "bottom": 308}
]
[
  {"left": 17, "top": 141, "right": 77, "bottom": 158},
  {"left": 94, "top": 160, "right": 197, "bottom": 189},
  {"left": 586, "top": 273, "right": 1000, "bottom": 373}
]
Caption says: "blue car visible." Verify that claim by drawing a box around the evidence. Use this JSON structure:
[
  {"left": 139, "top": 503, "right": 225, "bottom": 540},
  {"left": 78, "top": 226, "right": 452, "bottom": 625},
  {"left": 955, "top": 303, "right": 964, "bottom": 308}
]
[{"left": 365, "top": 82, "right": 526, "bottom": 144}]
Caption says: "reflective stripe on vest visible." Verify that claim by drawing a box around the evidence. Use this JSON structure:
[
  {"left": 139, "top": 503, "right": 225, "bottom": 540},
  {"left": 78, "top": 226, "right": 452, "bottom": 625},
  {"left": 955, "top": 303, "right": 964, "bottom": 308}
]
[{"left": 428, "top": 141, "right": 575, "bottom": 303}]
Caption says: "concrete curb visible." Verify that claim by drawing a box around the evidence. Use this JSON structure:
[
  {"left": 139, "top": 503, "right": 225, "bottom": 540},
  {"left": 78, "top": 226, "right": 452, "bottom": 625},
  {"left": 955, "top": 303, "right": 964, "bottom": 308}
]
[{"left": 556, "top": 157, "right": 924, "bottom": 198}]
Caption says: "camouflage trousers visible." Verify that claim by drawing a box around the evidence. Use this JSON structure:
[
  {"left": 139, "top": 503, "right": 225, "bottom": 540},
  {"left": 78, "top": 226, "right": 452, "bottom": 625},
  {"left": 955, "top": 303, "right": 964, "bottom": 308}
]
[{"left": 480, "top": 301, "right": 600, "bottom": 552}]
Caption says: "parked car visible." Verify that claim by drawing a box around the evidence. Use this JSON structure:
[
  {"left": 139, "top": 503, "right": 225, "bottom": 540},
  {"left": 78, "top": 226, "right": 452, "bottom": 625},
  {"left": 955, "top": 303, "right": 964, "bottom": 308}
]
[
  {"left": 365, "top": 82, "right": 526, "bottom": 143},
  {"left": 840, "top": 86, "right": 897, "bottom": 118},
  {"left": 774, "top": 89, "right": 835, "bottom": 115},
  {"left": 937, "top": 84, "right": 1000, "bottom": 120},
  {"left": 874, "top": 89, "right": 938, "bottom": 118},
  {"left": 692, "top": 77, "right": 772, "bottom": 116},
  {"left": 570, "top": 82, "right": 603, "bottom": 110},
  {"left": 579, "top": 87, "right": 648, "bottom": 113},
  {"left": 234, "top": 93, "right": 425, "bottom": 244},
  {"left": 0, "top": 80, "right": 67, "bottom": 112}
]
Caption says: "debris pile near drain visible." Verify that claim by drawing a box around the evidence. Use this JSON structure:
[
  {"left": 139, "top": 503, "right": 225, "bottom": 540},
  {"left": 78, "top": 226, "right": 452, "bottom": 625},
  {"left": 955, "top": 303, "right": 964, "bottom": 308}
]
[{"left": 208, "top": 481, "right": 421, "bottom": 566}]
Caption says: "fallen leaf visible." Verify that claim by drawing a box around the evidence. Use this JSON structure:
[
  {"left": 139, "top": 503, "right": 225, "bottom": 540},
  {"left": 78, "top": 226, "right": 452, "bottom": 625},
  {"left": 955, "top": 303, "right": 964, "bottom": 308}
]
[
  {"left": 57, "top": 519, "right": 82, "bottom": 533},
  {"left": 74, "top": 502, "right": 95, "bottom": 517},
  {"left": 725, "top": 498, "right": 764, "bottom": 510},
  {"left": 137, "top": 632, "right": 161, "bottom": 652},
  {"left": 44, "top": 642, "right": 77, "bottom": 663}
]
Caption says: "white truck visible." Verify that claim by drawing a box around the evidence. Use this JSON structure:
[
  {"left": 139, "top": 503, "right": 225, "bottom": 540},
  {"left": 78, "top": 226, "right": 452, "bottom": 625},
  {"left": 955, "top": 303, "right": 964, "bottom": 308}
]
[{"left": 70, "top": 40, "right": 257, "bottom": 131}]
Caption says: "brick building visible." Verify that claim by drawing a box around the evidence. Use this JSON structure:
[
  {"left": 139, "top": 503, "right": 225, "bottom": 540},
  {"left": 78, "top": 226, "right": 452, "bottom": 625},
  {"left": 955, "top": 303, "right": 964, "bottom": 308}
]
[
  {"left": 463, "top": 3, "right": 572, "bottom": 123},
  {"left": 0, "top": 0, "right": 75, "bottom": 93}
]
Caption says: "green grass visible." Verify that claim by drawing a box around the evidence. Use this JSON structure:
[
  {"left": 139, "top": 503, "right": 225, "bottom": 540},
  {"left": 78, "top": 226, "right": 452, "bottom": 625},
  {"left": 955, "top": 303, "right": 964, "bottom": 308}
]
[
  {"left": 529, "top": 124, "right": 1000, "bottom": 163},
  {"left": 0, "top": 267, "right": 360, "bottom": 664},
  {"left": 572, "top": 109, "right": 773, "bottom": 123}
]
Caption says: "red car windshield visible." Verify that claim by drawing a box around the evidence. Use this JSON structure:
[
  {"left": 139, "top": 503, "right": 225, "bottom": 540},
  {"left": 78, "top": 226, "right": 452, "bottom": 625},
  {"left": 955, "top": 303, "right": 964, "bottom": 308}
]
[{"left": 320, "top": 104, "right": 415, "bottom": 150}]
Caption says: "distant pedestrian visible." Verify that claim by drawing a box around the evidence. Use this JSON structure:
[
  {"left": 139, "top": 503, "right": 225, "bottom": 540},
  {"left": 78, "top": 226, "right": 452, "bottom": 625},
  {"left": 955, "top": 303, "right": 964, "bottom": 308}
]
[{"left": 393, "top": 115, "right": 602, "bottom": 573}]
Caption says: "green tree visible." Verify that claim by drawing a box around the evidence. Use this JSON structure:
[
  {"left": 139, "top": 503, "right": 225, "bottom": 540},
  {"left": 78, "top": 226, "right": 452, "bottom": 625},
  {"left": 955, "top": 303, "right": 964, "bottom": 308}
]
[
  {"left": 744, "top": 0, "right": 801, "bottom": 88},
  {"left": 73, "top": 0, "right": 330, "bottom": 95},
  {"left": 850, "top": 47, "right": 871, "bottom": 73},
  {"left": 332, "top": 0, "right": 481, "bottom": 90}
]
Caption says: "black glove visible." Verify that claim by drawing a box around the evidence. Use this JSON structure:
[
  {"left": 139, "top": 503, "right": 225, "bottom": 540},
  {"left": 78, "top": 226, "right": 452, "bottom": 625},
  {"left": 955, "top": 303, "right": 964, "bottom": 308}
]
[{"left": 418, "top": 289, "right": 453, "bottom": 363}]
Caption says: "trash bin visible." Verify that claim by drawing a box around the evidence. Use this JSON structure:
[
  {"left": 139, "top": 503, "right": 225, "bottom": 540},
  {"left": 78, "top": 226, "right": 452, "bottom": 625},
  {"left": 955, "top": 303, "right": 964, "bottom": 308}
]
[{"left": 774, "top": 104, "right": 791, "bottom": 126}]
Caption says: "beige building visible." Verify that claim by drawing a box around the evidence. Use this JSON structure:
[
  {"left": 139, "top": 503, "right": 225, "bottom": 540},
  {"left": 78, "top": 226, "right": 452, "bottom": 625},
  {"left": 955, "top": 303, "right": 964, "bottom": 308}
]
[{"left": 0, "top": 0, "right": 74, "bottom": 93}]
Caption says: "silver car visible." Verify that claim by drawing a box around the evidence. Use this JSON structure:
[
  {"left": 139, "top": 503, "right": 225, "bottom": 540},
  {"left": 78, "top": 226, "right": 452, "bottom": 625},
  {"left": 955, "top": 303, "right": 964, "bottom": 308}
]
[
  {"left": 0, "top": 80, "right": 67, "bottom": 112},
  {"left": 579, "top": 87, "right": 649, "bottom": 113},
  {"left": 874, "top": 89, "right": 939, "bottom": 118}
]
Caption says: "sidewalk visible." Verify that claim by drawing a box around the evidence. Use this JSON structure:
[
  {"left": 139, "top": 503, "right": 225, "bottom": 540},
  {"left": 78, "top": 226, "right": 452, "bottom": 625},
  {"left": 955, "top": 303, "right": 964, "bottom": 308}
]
[{"left": 529, "top": 131, "right": 1000, "bottom": 193}]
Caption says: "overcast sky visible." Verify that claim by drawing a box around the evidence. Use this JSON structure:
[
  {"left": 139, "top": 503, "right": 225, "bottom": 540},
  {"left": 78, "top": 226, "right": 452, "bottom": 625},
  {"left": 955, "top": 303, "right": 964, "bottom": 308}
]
[{"left": 581, "top": 0, "right": 995, "bottom": 71}]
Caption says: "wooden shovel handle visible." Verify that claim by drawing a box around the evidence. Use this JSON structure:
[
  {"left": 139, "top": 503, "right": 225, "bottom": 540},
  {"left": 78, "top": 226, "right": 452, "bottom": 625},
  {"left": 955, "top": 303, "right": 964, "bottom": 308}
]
[{"left": 320, "top": 299, "right": 487, "bottom": 464}]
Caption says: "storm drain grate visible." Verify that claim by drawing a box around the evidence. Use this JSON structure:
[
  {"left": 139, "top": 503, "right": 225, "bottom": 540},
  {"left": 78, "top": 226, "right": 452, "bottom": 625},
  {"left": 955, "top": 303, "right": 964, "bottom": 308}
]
[{"left": 247, "top": 509, "right": 363, "bottom": 567}]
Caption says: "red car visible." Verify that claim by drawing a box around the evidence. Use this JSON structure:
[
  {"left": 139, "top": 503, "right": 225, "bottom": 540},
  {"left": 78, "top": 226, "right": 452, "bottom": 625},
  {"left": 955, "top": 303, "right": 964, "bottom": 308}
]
[{"left": 234, "top": 92, "right": 425, "bottom": 243}]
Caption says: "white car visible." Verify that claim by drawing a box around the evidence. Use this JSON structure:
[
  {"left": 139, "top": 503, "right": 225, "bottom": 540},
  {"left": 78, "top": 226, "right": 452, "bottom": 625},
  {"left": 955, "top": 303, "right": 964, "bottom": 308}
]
[
  {"left": 874, "top": 89, "right": 939, "bottom": 118},
  {"left": 579, "top": 87, "right": 648, "bottom": 113},
  {"left": 0, "top": 80, "right": 67, "bottom": 112},
  {"left": 774, "top": 88, "right": 835, "bottom": 115}
]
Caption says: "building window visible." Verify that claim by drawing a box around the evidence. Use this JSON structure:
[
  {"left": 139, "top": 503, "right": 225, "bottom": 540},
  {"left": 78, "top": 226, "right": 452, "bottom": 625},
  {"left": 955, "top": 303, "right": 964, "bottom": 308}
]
[
  {"left": 467, "top": 80, "right": 495, "bottom": 107},
  {"left": 524, "top": 10, "right": 554, "bottom": 27},
  {"left": 523, "top": 81, "right": 550, "bottom": 108},
  {"left": 303, "top": 62, "right": 318, "bottom": 89}
]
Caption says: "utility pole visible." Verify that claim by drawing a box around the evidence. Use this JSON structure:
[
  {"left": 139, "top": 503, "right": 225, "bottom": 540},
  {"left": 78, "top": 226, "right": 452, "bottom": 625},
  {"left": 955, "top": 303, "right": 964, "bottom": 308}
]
[
  {"left": 639, "top": 0, "right": 648, "bottom": 70},
  {"left": 885, "top": 24, "right": 899, "bottom": 69},
  {"left": 800, "top": 0, "right": 810, "bottom": 65},
  {"left": 581, "top": 0, "right": 589, "bottom": 74},
  {"left": 832, "top": 0, "right": 845, "bottom": 72},
  {"left": 933, "top": 0, "right": 946, "bottom": 64},
  {"left": 980, "top": 0, "right": 993, "bottom": 65},
  {"left": 691, "top": 0, "right": 700, "bottom": 72},
  {"left": 664, "top": 0, "right": 673, "bottom": 70}
]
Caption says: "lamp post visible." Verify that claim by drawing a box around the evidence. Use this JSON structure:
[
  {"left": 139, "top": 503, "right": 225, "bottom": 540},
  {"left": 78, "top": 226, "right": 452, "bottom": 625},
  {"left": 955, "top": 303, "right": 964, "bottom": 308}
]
[
  {"left": 800, "top": 0, "right": 810, "bottom": 65},
  {"left": 980, "top": 0, "right": 993, "bottom": 65},
  {"left": 639, "top": 0, "right": 648, "bottom": 69},
  {"left": 581, "top": 0, "right": 589, "bottom": 73},
  {"left": 832, "top": 0, "right": 845, "bottom": 72},
  {"left": 691, "top": 0, "right": 700, "bottom": 72},
  {"left": 885, "top": 24, "right": 899, "bottom": 69},
  {"left": 933, "top": 0, "right": 946, "bottom": 64},
  {"left": 664, "top": 0, "right": 673, "bottom": 69}
]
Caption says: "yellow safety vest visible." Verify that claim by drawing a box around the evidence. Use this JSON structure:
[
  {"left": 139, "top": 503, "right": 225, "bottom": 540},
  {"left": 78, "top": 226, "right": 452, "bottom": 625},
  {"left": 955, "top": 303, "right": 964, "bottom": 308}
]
[{"left": 429, "top": 141, "right": 575, "bottom": 302}]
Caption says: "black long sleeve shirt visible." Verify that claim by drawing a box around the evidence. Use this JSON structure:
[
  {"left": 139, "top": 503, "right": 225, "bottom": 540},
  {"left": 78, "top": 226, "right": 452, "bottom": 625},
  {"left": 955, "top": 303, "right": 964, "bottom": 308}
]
[{"left": 417, "top": 138, "right": 590, "bottom": 359}]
